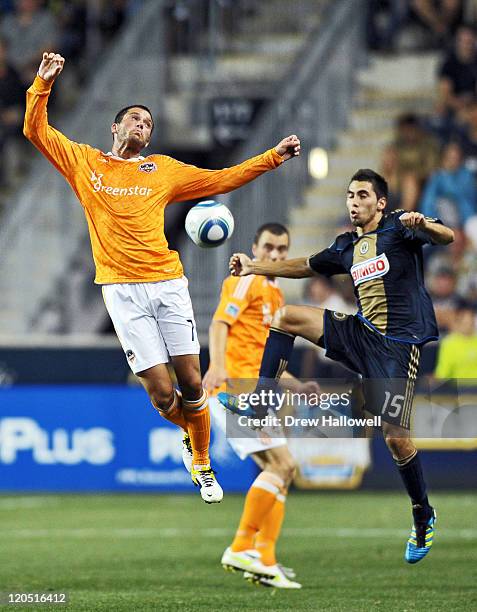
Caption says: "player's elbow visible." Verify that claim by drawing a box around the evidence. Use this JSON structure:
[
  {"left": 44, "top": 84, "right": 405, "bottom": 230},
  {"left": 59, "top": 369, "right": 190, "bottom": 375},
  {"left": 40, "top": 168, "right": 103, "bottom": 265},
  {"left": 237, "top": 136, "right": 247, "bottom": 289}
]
[
  {"left": 23, "top": 120, "right": 34, "bottom": 142},
  {"left": 443, "top": 228, "right": 455, "bottom": 245}
]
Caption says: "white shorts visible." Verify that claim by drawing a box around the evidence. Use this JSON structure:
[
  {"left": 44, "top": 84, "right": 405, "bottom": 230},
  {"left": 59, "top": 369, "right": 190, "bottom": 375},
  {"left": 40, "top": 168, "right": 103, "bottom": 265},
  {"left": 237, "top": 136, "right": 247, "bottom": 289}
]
[
  {"left": 102, "top": 277, "right": 200, "bottom": 373},
  {"left": 209, "top": 397, "right": 287, "bottom": 460}
]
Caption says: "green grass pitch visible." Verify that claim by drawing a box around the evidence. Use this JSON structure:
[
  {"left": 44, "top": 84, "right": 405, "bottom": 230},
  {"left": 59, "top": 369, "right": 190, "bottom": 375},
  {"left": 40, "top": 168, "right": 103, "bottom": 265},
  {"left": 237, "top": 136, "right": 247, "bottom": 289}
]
[{"left": 0, "top": 492, "right": 475, "bottom": 611}]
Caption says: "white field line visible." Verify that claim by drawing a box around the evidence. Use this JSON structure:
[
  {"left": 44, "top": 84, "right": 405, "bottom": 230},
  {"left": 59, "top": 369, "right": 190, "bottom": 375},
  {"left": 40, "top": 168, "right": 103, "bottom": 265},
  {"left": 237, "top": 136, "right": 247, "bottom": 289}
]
[
  {"left": 0, "top": 527, "right": 475, "bottom": 540},
  {"left": 0, "top": 497, "right": 62, "bottom": 510}
]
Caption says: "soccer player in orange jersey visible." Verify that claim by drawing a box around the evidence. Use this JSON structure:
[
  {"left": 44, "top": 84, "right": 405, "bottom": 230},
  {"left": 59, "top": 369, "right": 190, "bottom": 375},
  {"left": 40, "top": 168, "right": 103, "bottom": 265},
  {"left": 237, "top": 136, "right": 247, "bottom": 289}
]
[
  {"left": 23, "top": 52, "right": 301, "bottom": 503},
  {"left": 201, "top": 224, "right": 317, "bottom": 588}
]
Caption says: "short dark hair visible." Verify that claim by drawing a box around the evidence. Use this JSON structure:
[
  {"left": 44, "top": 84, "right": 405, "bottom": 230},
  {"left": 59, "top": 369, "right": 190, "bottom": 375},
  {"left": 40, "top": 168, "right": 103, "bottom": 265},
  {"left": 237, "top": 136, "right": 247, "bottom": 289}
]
[
  {"left": 349, "top": 169, "right": 388, "bottom": 201},
  {"left": 254, "top": 222, "right": 289, "bottom": 245},
  {"left": 113, "top": 105, "right": 154, "bottom": 132}
]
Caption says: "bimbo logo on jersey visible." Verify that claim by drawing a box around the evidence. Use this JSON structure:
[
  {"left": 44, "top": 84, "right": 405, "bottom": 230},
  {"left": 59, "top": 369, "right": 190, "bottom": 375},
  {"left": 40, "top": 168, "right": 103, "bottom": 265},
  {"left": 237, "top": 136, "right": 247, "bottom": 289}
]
[
  {"left": 351, "top": 253, "right": 390, "bottom": 286},
  {"left": 90, "top": 171, "right": 152, "bottom": 196}
]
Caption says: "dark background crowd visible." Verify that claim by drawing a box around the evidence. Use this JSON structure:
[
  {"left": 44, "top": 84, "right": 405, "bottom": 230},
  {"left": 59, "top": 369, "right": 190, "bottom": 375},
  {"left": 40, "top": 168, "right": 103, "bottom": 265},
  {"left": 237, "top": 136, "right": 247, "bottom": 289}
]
[{"left": 0, "top": 0, "right": 475, "bottom": 379}]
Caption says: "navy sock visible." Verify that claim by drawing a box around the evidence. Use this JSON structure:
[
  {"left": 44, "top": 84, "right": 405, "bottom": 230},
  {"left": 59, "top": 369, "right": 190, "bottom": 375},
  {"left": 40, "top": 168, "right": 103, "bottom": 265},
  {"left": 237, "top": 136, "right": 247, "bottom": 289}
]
[
  {"left": 258, "top": 327, "right": 295, "bottom": 381},
  {"left": 397, "top": 453, "right": 432, "bottom": 521},
  {"left": 253, "top": 328, "right": 295, "bottom": 413}
]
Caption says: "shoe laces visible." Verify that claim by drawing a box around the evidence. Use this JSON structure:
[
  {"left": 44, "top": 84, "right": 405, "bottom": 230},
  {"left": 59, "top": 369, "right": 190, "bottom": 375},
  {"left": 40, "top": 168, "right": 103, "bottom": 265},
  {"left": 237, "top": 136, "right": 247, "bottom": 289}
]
[{"left": 197, "top": 467, "right": 216, "bottom": 487}]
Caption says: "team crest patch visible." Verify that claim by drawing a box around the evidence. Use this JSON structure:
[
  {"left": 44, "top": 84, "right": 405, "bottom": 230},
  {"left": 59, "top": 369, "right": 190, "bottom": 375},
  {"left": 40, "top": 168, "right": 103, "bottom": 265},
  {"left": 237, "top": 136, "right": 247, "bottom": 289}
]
[
  {"left": 359, "top": 240, "right": 369, "bottom": 255},
  {"left": 126, "top": 350, "right": 136, "bottom": 363},
  {"left": 225, "top": 303, "right": 240, "bottom": 318},
  {"left": 138, "top": 162, "right": 157, "bottom": 173},
  {"left": 332, "top": 312, "right": 348, "bottom": 321}
]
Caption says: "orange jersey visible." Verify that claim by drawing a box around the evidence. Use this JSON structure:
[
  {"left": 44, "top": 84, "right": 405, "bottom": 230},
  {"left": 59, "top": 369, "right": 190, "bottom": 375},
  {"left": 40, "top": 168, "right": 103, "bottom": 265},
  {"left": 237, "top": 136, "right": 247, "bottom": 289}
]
[
  {"left": 24, "top": 76, "right": 283, "bottom": 284},
  {"left": 213, "top": 274, "right": 284, "bottom": 383}
]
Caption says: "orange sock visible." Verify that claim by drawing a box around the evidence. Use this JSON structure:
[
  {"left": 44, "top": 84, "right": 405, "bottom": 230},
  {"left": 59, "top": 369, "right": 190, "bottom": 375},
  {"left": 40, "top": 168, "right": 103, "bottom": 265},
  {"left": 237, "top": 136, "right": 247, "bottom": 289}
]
[
  {"left": 255, "top": 492, "right": 286, "bottom": 566},
  {"left": 156, "top": 390, "right": 187, "bottom": 431},
  {"left": 231, "top": 472, "right": 284, "bottom": 553},
  {"left": 182, "top": 390, "right": 210, "bottom": 466}
]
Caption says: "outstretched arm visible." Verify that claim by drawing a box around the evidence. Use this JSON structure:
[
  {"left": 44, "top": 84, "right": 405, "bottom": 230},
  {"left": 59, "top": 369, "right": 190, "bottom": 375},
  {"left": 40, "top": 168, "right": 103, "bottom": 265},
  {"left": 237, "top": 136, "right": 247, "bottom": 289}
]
[
  {"left": 229, "top": 253, "right": 313, "bottom": 279},
  {"left": 168, "top": 135, "right": 301, "bottom": 202}
]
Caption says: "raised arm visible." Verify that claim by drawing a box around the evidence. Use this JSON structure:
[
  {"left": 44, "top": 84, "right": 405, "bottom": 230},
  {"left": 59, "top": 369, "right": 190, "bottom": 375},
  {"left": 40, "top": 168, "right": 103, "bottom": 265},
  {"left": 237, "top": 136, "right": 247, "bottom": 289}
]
[
  {"left": 23, "top": 52, "right": 87, "bottom": 176},
  {"left": 167, "top": 135, "right": 301, "bottom": 202},
  {"left": 229, "top": 253, "right": 313, "bottom": 279}
]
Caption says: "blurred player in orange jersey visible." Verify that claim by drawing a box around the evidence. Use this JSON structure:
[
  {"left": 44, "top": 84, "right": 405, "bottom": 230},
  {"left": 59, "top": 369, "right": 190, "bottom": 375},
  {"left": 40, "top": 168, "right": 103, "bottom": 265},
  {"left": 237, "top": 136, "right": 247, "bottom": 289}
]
[
  {"left": 201, "top": 223, "right": 317, "bottom": 588},
  {"left": 23, "top": 52, "right": 301, "bottom": 504}
]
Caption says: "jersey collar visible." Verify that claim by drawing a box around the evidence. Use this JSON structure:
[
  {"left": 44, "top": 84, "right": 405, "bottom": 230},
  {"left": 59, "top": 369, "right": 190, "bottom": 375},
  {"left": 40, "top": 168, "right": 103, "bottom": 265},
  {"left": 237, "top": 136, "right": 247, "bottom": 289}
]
[
  {"left": 352, "top": 213, "right": 387, "bottom": 241},
  {"left": 105, "top": 152, "right": 145, "bottom": 162}
]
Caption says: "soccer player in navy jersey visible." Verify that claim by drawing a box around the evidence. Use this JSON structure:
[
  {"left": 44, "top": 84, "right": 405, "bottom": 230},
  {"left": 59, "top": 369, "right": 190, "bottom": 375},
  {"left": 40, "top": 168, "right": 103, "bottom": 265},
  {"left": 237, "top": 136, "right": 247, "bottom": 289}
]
[{"left": 219, "top": 169, "right": 454, "bottom": 564}]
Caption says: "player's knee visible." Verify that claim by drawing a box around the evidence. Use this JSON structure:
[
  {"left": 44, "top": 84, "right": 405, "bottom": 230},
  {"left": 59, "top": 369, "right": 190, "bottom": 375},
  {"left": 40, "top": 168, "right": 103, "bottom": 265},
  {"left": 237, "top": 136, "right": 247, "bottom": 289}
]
[
  {"left": 266, "top": 455, "right": 296, "bottom": 485},
  {"left": 179, "top": 377, "right": 204, "bottom": 402},
  {"left": 148, "top": 387, "right": 175, "bottom": 412},
  {"left": 273, "top": 306, "right": 294, "bottom": 332},
  {"left": 282, "top": 455, "right": 297, "bottom": 485},
  {"left": 175, "top": 360, "right": 203, "bottom": 401},
  {"left": 384, "top": 433, "right": 414, "bottom": 460}
]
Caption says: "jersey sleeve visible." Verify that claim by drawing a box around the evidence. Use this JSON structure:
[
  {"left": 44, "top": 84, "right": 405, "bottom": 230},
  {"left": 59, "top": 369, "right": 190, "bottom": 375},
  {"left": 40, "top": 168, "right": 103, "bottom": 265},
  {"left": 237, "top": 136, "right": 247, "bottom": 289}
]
[
  {"left": 212, "top": 276, "right": 255, "bottom": 326},
  {"left": 24, "top": 75, "right": 89, "bottom": 178},
  {"left": 395, "top": 211, "right": 444, "bottom": 245},
  {"left": 164, "top": 149, "right": 283, "bottom": 202},
  {"left": 307, "top": 238, "right": 348, "bottom": 277}
]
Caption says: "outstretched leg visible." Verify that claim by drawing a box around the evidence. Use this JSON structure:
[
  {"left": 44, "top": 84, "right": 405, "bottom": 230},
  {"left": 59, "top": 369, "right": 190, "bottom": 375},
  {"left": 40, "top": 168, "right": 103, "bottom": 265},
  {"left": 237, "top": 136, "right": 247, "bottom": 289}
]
[{"left": 219, "top": 305, "right": 325, "bottom": 417}]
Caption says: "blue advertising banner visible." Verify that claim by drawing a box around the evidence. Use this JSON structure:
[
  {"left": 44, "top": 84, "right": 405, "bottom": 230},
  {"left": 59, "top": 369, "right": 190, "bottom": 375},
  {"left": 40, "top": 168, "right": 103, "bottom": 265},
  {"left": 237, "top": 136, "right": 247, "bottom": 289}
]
[{"left": 0, "top": 386, "right": 257, "bottom": 492}]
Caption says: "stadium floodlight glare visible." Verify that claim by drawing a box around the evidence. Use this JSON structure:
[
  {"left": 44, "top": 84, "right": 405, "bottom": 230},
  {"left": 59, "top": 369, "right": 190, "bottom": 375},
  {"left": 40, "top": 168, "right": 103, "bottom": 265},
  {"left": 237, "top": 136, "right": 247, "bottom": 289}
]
[{"left": 308, "top": 147, "right": 328, "bottom": 180}]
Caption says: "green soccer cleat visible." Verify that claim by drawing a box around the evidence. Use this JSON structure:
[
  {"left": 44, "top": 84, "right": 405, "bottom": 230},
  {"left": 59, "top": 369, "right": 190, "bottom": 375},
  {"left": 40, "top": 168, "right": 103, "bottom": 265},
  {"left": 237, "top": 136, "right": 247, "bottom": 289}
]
[{"left": 405, "top": 508, "right": 437, "bottom": 564}]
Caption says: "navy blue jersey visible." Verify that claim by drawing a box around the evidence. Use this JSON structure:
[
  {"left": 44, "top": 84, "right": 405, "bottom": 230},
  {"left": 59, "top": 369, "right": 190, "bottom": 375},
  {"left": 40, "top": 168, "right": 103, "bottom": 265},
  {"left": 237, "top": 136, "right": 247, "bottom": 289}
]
[{"left": 308, "top": 211, "right": 441, "bottom": 345}]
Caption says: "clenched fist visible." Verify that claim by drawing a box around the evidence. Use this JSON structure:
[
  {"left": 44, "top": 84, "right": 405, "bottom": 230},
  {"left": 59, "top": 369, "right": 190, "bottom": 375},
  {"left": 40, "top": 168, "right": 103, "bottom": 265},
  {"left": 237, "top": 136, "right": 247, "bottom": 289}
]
[
  {"left": 275, "top": 135, "right": 301, "bottom": 161},
  {"left": 399, "top": 211, "right": 427, "bottom": 230},
  {"left": 229, "top": 253, "right": 253, "bottom": 277},
  {"left": 38, "top": 52, "right": 65, "bottom": 82}
]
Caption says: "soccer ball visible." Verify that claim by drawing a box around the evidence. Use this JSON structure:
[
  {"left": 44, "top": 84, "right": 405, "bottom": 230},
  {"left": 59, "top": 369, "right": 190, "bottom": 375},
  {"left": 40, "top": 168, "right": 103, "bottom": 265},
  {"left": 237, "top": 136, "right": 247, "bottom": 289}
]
[{"left": 185, "top": 200, "right": 234, "bottom": 248}]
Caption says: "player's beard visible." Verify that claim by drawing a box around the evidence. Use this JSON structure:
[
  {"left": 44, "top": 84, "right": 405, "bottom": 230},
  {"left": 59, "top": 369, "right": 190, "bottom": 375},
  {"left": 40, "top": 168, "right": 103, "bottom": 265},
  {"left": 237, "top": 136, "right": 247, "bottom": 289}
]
[
  {"left": 128, "top": 132, "right": 146, "bottom": 151},
  {"left": 350, "top": 215, "right": 363, "bottom": 227}
]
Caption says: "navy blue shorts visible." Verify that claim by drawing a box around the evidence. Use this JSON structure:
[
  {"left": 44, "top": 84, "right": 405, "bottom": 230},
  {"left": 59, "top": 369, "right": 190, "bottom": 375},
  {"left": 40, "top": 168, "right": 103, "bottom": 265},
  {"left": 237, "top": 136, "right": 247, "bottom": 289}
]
[{"left": 318, "top": 310, "right": 421, "bottom": 429}]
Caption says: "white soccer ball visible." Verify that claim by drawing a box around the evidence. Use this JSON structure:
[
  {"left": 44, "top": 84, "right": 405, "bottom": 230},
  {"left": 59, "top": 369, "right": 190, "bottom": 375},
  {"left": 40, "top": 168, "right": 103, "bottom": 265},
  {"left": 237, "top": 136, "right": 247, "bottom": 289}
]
[{"left": 185, "top": 200, "right": 234, "bottom": 248}]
